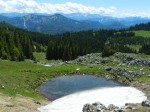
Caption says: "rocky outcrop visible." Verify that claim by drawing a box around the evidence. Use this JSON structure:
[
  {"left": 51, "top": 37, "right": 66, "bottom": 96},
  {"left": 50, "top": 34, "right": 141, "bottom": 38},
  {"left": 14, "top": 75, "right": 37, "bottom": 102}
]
[
  {"left": 142, "top": 100, "right": 150, "bottom": 107},
  {"left": 92, "top": 102, "right": 107, "bottom": 111},
  {"left": 114, "top": 52, "right": 134, "bottom": 63},
  {"left": 83, "top": 104, "right": 97, "bottom": 112},
  {"left": 83, "top": 101, "right": 150, "bottom": 112},
  {"left": 104, "top": 67, "right": 143, "bottom": 84},
  {"left": 129, "top": 59, "right": 150, "bottom": 66},
  {"left": 108, "top": 104, "right": 119, "bottom": 110},
  {"left": 71, "top": 53, "right": 112, "bottom": 65},
  {"left": 71, "top": 52, "right": 150, "bottom": 69},
  {"left": 107, "top": 67, "right": 142, "bottom": 78},
  {"left": 114, "top": 52, "right": 150, "bottom": 67},
  {"left": 82, "top": 102, "right": 135, "bottom": 112}
]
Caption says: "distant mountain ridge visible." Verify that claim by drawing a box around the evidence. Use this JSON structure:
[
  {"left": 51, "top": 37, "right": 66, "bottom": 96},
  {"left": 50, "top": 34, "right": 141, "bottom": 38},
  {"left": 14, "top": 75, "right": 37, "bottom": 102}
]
[
  {"left": 130, "top": 22, "right": 150, "bottom": 30},
  {"left": 0, "top": 13, "right": 150, "bottom": 34},
  {"left": 64, "top": 13, "right": 150, "bottom": 27},
  {"left": 0, "top": 14, "right": 103, "bottom": 34}
]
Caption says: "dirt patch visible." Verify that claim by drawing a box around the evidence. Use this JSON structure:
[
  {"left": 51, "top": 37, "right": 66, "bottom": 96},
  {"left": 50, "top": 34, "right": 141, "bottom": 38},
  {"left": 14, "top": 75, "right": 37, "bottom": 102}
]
[{"left": 0, "top": 94, "right": 48, "bottom": 112}]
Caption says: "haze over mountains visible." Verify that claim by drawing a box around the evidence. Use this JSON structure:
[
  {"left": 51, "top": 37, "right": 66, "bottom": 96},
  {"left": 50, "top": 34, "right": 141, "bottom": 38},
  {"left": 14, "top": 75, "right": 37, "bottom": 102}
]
[{"left": 0, "top": 13, "right": 150, "bottom": 34}]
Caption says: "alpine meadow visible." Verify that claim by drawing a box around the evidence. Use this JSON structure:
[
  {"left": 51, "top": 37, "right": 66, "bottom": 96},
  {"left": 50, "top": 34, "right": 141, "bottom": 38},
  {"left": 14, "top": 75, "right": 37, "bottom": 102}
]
[{"left": 0, "top": 0, "right": 150, "bottom": 112}]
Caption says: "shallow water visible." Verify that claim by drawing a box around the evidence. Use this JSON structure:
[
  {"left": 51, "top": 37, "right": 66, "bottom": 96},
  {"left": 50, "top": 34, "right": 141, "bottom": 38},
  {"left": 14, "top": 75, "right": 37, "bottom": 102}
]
[{"left": 38, "top": 75, "right": 121, "bottom": 100}]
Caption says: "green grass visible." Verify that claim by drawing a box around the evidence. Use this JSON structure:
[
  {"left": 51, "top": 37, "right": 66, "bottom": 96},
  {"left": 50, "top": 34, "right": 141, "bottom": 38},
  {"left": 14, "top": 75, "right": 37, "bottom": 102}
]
[
  {"left": 33, "top": 52, "right": 47, "bottom": 62},
  {"left": 134, "top": 30, "right": 150, "bottom": 38},
  {"left": 33, "top": 52, "right": 62, "bottom": 64},
  {"left": 0, "top": 59, "right": 105, "bottom": 99}
]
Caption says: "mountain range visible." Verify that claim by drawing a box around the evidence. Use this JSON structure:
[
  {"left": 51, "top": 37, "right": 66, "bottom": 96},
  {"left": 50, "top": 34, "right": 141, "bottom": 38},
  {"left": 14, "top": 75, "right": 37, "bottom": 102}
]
[{"left": 0, "top": 13, "right": 150, "bottom": 34}]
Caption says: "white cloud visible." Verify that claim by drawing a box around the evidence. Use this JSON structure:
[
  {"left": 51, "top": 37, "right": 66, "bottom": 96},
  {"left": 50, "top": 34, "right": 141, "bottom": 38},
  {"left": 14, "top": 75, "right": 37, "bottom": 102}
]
[
  {"left": 0, "top": 0, "right": 150, "bottom": 18},
  {"left": 112, "top": 11, "right": 150, "bottom": 18},
  {"left": 0, "top": 0, "right": 7, "bottom": 8},
  {"left": 0, "top": 0, "right": 116, "bottom": 15}
]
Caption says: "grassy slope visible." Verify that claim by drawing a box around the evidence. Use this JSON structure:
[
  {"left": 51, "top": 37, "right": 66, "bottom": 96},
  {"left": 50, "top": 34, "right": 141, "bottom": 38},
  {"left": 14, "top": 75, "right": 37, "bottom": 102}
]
[
  {"left": 0, "top": 52, "right": 150, "bottom": 99},
  {"left": 0, "top": 58, "right": 105, "bottom": 99},
  {"left": 134, "top": 30, "right": 150, "bottom": 38}
]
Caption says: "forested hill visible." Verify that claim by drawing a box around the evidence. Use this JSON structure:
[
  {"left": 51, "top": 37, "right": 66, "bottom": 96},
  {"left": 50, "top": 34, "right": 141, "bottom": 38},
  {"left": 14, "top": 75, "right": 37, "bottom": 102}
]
[
  {"left": 130, "top": 22, "right": 150, "bottom": 30},
  {"left": 0, "top": 22, "right": 34, "bottom": 61},
  {"left": 0, "top": 22, "right": 115, "bottom": 61},
  {"left": 0, "top": 22, "right": 150, "bottom": 61}
]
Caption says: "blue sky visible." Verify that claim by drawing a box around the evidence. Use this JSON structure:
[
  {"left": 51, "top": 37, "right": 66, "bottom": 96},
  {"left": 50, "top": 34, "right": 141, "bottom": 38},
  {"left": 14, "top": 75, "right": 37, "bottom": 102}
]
[
  {"left": 37, "top": 0, "right": 150, "bottom": 11},
  {"left": 0, "top": 0, "right": 150, "bottom": 17}
]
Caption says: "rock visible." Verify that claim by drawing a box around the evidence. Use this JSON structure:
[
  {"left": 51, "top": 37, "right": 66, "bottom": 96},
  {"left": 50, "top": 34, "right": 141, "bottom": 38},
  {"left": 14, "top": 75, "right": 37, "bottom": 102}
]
[
  {"left": 114, "top": 52, "right": 134, "bottom": 62},
  {"left": 109, "top": 67, "right": 125, "bottom": 76},
  {"left": 6, "top": 104, "right": 14, "bottom": 107},
  {"left": 125, "top": 103, "right": 137, "bottom": 108},
  {"left": 105, "top": 67, "right": 112, "bottom": 71},
  {"left": 83, "top": 102, "right": 107, "bottom": 112},
  {"left": 121, "top": 105, "right": 133, "bottom": 110},
  {"left": 108, "top": 104, "right": 119, "bottom": 110},
  {"left": 83, "top": 104, "right": 97, "bottom": 112},
  {"left": 129, "top": 59, "right": 150, "bottom": 66},
  {"left": 82, "top": 102, "right": 136, "bottom": 112},
  {"left": 72, "top": 53, "right": 104, "bottom": 65},
  {"left": 1, "top": 85, "right": 5, "bottom": 89},
  {"left": 142, "top": 100, "right": 150, "bottom": 107},
  {"left": 34, "top": 101, "right": 41, "bottom": 105},
  {"left": 108, "top": 67, "right": 142, "bottom": 80},
  {"left": 92, "top": 102, "right": 107, "bottom": 110},
  {"left": 115, "top": 110, "right": 125, "bottom": 112},
  {"left": 76, "top": 68, "right": 80, "bottom": 71},
  {"left": 105, "top": 75, "right": 112, "bottom": 80},
  {"left": 140, "top": 68, "right": 144, "bottom": 71}
]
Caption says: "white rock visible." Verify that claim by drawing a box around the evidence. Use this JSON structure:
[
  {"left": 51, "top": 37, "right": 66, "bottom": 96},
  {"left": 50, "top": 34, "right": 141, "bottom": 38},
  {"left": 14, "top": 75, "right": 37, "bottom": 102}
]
[{"left": 76, "top": 68, "right": 80, "bottom": 71}]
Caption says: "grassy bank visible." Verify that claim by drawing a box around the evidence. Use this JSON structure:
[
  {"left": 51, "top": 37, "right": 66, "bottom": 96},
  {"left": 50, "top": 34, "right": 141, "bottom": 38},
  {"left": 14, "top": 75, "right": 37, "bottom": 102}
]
[
  {"left": 0, "top": 59, "right": 105, "bottom": 99},
  {"left": 0, "top": 52, "right": 150, "bottom": 100}
]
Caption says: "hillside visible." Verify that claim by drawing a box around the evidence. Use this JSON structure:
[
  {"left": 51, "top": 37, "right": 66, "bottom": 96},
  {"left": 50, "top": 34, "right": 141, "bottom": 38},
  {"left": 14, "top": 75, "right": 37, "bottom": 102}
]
[
  {"left": 0, "top": 22, "right": 34, "bottom": 61},
  {"left": 1, "top": 22, "right": 150, "bottom": 62}
]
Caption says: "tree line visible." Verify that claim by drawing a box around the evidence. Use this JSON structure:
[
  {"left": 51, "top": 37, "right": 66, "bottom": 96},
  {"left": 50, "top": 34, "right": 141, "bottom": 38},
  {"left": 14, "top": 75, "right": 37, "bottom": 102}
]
[
  {"left": 0, "top": 22, "right": 34, "bottom": 61},
  {"left": 129, "top": 22, "right": 150, "bottom": 55},
  {"left": 0, "top": 21, "right": 150, "bottom": 61}
]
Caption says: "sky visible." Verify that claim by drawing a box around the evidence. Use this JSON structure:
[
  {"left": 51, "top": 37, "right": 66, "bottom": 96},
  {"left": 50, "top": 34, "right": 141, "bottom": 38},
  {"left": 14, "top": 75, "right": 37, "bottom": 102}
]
[{"left": 0, "top": 0, "right": 150, "bottom": 18}]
